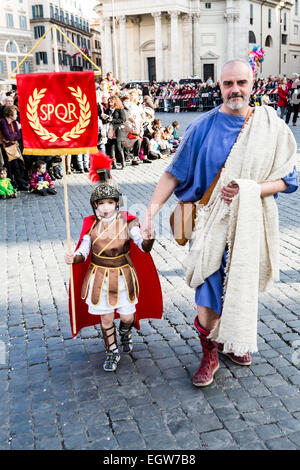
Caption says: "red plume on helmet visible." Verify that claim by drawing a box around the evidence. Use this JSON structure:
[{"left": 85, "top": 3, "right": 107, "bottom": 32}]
[{"left": 88, "top": 151, "right": 112, "bottom": 183}]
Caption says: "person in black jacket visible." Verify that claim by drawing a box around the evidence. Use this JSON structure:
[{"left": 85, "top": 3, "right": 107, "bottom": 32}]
[{"left": 101, "top": 96, "right": 126, "bottom": 169}]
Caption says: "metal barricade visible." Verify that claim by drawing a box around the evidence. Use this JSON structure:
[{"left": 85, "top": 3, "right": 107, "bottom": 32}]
[
  {"left": 200, "top": 93, "right": 214, "bottom": 110},
  {"left": 153, "top": 94, "right": 222, "bottom": 112},
  {"left": 156, "top": 98, "right": 165, "bottom": 112}
]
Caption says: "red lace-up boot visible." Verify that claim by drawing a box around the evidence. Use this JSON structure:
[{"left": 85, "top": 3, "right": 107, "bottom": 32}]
[{"left": 193, "top": 316, "right": 219, "bottom": 387}]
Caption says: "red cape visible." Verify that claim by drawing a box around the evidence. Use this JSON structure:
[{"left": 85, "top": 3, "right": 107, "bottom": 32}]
[{"left": 68, "top": 213, "right": 163, "bottom": 337}]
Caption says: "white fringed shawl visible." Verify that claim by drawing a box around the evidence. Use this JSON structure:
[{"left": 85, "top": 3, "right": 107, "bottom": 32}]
[{"left": 184, "top": 105, "right": 297, "bottom": 355}]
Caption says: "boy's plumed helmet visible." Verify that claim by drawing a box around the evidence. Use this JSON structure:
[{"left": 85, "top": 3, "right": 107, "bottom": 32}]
[{"left": 89, "top": 152, "right": 123, "bottom": 207}]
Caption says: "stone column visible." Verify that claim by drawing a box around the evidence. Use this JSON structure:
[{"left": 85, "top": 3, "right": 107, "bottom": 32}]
[
  {"left": 104, "top": 17, "right": 113, "bottom": 74},
  {"left": 224, "top": 0, "right": 240, "bottom": 61},
  {"left": 169, "top": 10, "right": 180, "bottom": 81},
  {"left": 193, "top": 12, "right": 201, "bottom": 77},
  {"left": 99, "top": 16, "right": 106, "bottom": 75},
  {"left": 118, "top": 15, "right": 128, "bottom": 82},
  {"left": 182, "top": 14, "right": 193, "bottom": 77},
  {"left": 224, "top": 11, "right": 234, "bottom": 61},
  {"left": 130, "top": 16, "right": 141, "bottom": 80},
  {"left": 152, "top": 12, "right": 164, "bottom": 81}
]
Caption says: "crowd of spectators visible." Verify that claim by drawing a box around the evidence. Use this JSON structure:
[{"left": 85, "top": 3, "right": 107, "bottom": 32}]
[
  {"left": 96, "top": 73, "right": 181, "bottom": 168},
  {"left": 0, "top": 72, "right": 181, "bottom": 197},
  {"left": 145, "top": 73, "right": 300, "bottom": 122},
  {"left": 0, "top": 70, "right": 299, "bottom": 198}
]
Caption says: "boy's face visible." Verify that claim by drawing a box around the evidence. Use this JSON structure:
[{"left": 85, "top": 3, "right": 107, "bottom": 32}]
[
  {"left": 0, "top": 169, "right": 7, "bottom": 179},
  {"left": 38, "top": 164, "right": 46, "bottom": 174},
  {"left": 95, "top": 198, "right": 118, "bottom": 219}
]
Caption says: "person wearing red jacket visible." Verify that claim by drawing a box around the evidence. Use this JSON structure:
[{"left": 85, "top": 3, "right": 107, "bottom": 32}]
[
  {"left": 277, "top": 79, "right": 289, "bottom": 119},
  {"left": 29, "top": 160, "right": 56, "bottom": 196}
]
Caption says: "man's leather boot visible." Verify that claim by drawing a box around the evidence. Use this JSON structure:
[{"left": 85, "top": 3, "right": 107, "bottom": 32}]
[
  {"left": 216, "top": 343, "right": 252, "bottom": 366},
  {"left": 193, "top": 316, "right": 219, "bottom": 387}
]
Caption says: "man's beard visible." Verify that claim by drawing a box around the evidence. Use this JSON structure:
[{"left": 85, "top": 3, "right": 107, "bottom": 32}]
[{"left": 225, "top": 94, "right": 248, "bottom": 110}]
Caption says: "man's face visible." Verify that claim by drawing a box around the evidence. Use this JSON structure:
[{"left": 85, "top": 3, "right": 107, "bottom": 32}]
[{"left": 219, "top": 63, "right": 254, "bottom": 111}]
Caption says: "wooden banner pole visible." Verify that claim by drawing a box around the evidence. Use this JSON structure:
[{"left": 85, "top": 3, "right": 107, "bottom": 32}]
[
  {"left": 9, "top": 23, "right": 102, "bottom": 337},
  {"left": 53, "top": 29, "right": 77, "bottom": 336}
]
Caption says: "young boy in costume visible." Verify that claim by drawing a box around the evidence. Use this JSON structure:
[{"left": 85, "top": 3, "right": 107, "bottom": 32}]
[
  {"left": 65, "top": 152, "right": 163, "bottom": 372},
  {"left": 0, "top": 166, "right": 17, "bottom": 199}
]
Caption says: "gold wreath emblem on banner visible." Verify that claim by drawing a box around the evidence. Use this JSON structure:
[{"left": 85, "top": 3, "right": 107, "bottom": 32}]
[{"left": 26, "top": 86, "right": 91, "bottom": 143}]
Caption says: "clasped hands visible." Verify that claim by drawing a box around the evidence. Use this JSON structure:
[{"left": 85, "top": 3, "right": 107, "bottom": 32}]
[{"left": 220, "top": 182, "right": 239, "bottom": 204}]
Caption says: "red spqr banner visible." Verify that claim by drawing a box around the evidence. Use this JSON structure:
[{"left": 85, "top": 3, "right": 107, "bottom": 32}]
[{"left": 16, "top": 71, "right": 98, "bottom": 155}]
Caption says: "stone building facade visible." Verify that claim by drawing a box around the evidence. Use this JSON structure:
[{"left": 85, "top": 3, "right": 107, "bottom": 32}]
[
  {"left": 0, "top": 0, "right": 34, "bottom": 85},
  {"left": 90, "top": 18, "right": 102, "bottom": 74},
  {"left": 29, "top": 0, "right": 93, "bottom": 73},
  {"left": 94, "top": 0, "right": 300, "bottom": 82}
]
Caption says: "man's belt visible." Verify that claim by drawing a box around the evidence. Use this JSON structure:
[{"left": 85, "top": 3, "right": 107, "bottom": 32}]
[{"left": 91, "top": 252, "right": 129, "bottom": 268}]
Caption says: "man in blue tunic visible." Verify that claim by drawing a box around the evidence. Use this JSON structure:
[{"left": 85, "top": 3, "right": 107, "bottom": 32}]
[{"left": 142, "top": 60, "right": 298, "bottom": 387}]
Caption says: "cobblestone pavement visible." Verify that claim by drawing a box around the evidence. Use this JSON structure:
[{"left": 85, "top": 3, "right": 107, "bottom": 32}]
[{"left": 1, "top": 112, "right": 300, "bottom": 451}]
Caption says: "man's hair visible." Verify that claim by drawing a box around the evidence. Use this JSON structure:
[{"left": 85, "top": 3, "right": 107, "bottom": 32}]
[{"left": 219, "top": 59, "right": 253, "bottom": 82}]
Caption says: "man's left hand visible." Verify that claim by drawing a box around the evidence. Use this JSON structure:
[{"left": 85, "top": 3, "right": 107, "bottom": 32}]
[{"left": 220, "top": 182, "right": 239, "bottom": 204}]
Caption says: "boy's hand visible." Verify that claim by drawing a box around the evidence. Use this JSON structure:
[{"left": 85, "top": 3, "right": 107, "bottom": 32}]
[
  {"left": 141, "top": 226, "right": 155, "bottom": 240},
  {"left": 65, "top": 252, "right": 74, "bottom": 264}
]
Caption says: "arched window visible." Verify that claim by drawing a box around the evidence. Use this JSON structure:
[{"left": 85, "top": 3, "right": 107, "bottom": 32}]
[
  {"left": 0, "top": 60, "right": 4, "bottom": 74},
  {"left": 249, "top": 31, "right": 256, "bottom": 43},
  {"left": 265, "top": 35, "right": 273, "bottom": 47},
  {"left": 6, "top": 41, "right": 18, "bottom": 53}
]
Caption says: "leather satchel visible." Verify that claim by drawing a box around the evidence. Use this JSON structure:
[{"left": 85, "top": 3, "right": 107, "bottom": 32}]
[
  {"left": 170, "top": 166, "right": 223, "bottom": 246},
  {"left": 5, "top": 142, "right": 23, "bottom": 162},
  {"left": 170, "top": 107, "right": 253, "bottom": 246}
]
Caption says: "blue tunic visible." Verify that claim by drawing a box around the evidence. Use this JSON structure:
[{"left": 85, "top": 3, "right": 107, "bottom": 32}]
[{"left": 166, "top": 106, "right": 298, "bottom": 314}]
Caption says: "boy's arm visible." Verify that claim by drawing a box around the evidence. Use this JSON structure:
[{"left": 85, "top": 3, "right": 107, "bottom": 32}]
[
  {"left": 129, "top": 223, "right": 155, "bottom": 253},
  {"left": 29, "top": 173, "right": 38, "bottom": 190},
  {"left": 65, "top": 235, "right": 91, "bottom": 264},
  {"left": 44, "top": 172, "right": 54, "bottom": 188}
]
